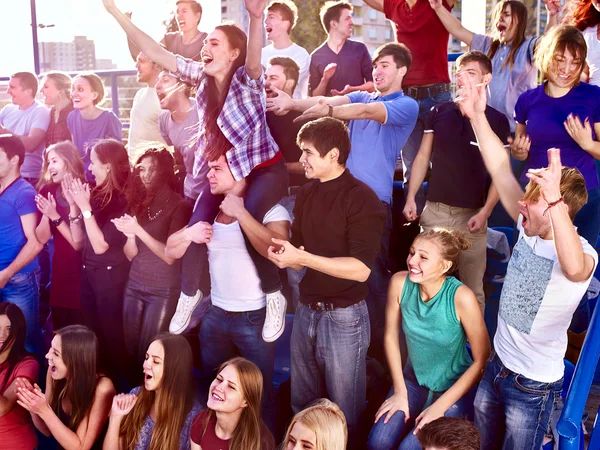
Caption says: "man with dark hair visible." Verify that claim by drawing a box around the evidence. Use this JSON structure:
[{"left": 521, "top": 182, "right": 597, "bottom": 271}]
[
  {"left": 458, "top": 76, "right": 597, "bottom": 450},
  {"left": 363, "top": 0, "right": 456, "bottom": 215},
  {"left": 262, "top": 0, "right": 310, "bottom": 98},
  {"left": 403, "top": 51, "right": 510, "bottom": 312},
  {"left": 309, "top": 1, "right": 374, "bottom": 97},
  {"left": 0, "top": 135, "right": 43, "bottom": 354},
  {"left": 267, "top": 117, "right": 385, "bottom": 442},
  {"left": 267, "top": 42, "right": 418, "bottom": 362},
  {"left": 0, "top": 72, "right": 50, "bottom": 185},
  {"left": 417, "top": 417, "right": 480, "bottom": 450}
]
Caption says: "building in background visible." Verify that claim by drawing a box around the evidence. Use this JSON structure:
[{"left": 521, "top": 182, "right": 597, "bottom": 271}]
[
  {"left": 96, "top": 58, "right": 118, "bottom": 70},
  {"left": 39, "top": 36, "right": 98, "bottom": 72}
]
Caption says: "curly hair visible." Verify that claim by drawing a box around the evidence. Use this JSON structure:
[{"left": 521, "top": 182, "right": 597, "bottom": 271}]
[{"left": 126, "top": 148, "right": 179, "bottom": 222}]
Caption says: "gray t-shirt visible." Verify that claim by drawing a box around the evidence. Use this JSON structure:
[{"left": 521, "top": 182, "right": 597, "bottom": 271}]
[
  {"left": 471, "top": 34, "right": 538, "bottom": 132},
  {"left": 159, "top": 99, "right": 208, "bottom": 200},
  {"left": 0, "top": 101, "right": 50, "bottom": 178}
]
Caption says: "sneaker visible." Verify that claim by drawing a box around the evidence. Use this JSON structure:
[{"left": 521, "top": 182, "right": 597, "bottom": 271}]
[
  {"left": 263, "top": 290, "right": 287, "bottom": 342},
  {"left": 169, "top": 290, "right": 203, "bottom": 334}
]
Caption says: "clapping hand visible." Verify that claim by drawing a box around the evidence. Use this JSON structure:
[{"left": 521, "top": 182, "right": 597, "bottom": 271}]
[
  {"left": 69, "top": 178, "right": 92, "bottom": 212},
  {"left": 36, "top": 193, "right": 60, "bottom": 221},
  {"left": 111, "top": 214, "right": 141, "bottom": 239},
  {"left": 110, "top": 393, "right": 138, "bottom": 418},
  {"left": 16, "top": 383, "right": 51, "bottom": 417}
]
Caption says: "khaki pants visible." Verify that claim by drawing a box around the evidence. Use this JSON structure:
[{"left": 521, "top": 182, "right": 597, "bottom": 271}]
[{"left": 420, "top": 201, "right": 487, "bottom": 312}]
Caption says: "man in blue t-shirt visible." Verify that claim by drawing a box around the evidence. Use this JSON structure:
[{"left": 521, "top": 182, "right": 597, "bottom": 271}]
[
  {"left": 0, "top": 135, "right": 43, "bottom": 353},
  {"left": 267, "top": 42, "right": 418, "bottom": 361}
]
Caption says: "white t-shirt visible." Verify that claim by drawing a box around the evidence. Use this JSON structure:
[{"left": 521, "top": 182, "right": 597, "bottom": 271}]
[
  {"left": 207, "top": 204, "right": 291, "bottom": 312},
  {"left": 0, "top": 101, "right": 50, "bottom": 179},
  {"left": 584, "top": 26, "right": 600, "bottom": 87},
  {"left": 261, "top": 43, "right": 310, "bottom": 99},
  {"left": 128, "top": 86, "right": 165, "bottom": 165},
  {"left": 494, "top": 216, "right": 598, "bottom": 382}
]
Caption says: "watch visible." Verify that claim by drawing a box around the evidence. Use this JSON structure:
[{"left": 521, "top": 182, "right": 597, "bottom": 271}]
[
  {"left": 82, "top": 210, "right": 93, "bottom": 220},
  {"left": 51, "top": 217, "right": 63, "bottom": 227}
]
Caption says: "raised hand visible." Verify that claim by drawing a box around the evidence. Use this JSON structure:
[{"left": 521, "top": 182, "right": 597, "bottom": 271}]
[
  {"left": 525, "top": 148, "right": 563, "bottom": 204},
  {"left": 265, "top": 86, "right": 295, "bottom": 115},
  {"left": 564, "top": 113, "right": 595, "bottom": 153},
  {"left": 455, "top": 73, "right": 487, "bottom": 120},
  {"left": 61, "top": 174, "right": 76, "bottom": 206},
  {"left": 428, "top": 0, "right": 444, "bottom": 10},
  {"left": 110, "top": 393, "right": 138, "bottom": 418},
  {"left": 36, "top": 193, "right": 60, "bottom": 221},
  {"left": 322, "top": 63, "right": 337, "bottom": 82},
  {"left": 244, "top": 0, "right": 268, "bottom": 18},
  {"left": 102, "top": 0, "right": 118, "bottom": 13},
  {"left": 508, "top": 134, "right": 531, "bottom": 161},
  {"left": 543, "top": 0, "right": 561, "bottom": 16},
  {"left": 374, "top": 391, "right": 410, "bottom": 425},
  {"left": 70, "top": 178, "right": 92, "bottom": 212}
]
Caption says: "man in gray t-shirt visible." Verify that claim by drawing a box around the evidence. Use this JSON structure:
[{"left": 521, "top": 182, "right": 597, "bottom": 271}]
[
  {"left": 0, "top": 72, "right": 50, "bottom": 182},
  {"left": 156, "top": 70, "right": 208, "bottom": 203}
]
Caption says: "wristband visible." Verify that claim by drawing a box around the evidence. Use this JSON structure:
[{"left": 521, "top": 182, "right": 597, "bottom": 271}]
[
  {"left": 51, "top": 217, "right": 64, "bottom": 227},
  {"left": 547, "top": 198, "right": 564, "bottom": 209},
  {"left": 327, "top": 104, "right": 334, "bottom": 117}
]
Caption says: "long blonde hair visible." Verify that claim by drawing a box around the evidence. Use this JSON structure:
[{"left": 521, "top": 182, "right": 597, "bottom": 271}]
[
  {"left": 200, "top": 357, "right": 271, "bottom": 450},
  {"left": 120, "top": 334, "right": 195, "bottom": 450},
  {"left": 282, "top": 399, "right": 348, "bottom": 450}
]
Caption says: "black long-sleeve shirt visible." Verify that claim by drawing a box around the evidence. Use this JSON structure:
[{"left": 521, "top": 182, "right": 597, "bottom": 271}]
[{"left": 291, "top": 170, "right": 385, "bottom": 308}]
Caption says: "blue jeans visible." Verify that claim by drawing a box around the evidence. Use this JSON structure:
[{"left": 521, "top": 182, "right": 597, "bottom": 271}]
[
  {"left": 367, "top": 366, "right": 476, "bottom": 450},
  {"left": 366, "top": 201, "right": 392, "bottom": 364},
  {"left": 402, "top": 90, "right": 452, "bottom": 215},
  {"left": 291, "top": 300, "right": 370, "bottom": 434},
  {"left": 474, "top": 351, "right": 562, "bottom": 450},
  {"left": 0, "top": 269, "right": 42, "bottom": 355},
  {"left": 199, "top": 303, "right": 276, "bottom": 430},
  {"left": 181, "top": 159, "right": 289, "bottom": 296}
]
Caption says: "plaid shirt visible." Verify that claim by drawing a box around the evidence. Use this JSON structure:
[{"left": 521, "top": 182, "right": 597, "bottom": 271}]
[
  {"left": 45, "top": 103, "right": 74, "bottom": 148},
  {"left": 175, "top": 56, "right": 278, "bottom": 181}
]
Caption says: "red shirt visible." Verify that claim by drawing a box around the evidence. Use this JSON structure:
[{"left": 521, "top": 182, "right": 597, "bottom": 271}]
[
  {"left": 384, "top": 0, "right": 452, "bottom": 86},
  {"left": 0, "top": 357, "right": 39, "bottom": 450}
]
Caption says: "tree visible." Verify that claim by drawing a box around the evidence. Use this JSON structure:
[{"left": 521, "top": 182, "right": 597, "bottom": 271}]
[{"left": 291, "top": 0, "right": 328, "bottom": 53}]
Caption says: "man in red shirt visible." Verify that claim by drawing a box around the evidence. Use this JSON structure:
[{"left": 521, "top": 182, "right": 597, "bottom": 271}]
[{"left": 363, "top": 0, "right": 456, "bottom": 212}]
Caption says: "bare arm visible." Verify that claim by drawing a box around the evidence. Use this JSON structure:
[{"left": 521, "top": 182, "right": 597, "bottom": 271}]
[
  {"left": 35, "top": 215, "right": 52, "bottom": 245},
  {"left": 102, "top": 0, "right": 177, "bottom": 72},
  {"left": 0, "top": 213, "right": 43, "bottom": 285},
  {"left": 429, "top": 0, "right": 473, "bottom": 46},
  {"left": 265, "top": 86, "right": 351, "bottom": 115},
  {"left": 296, "top": 99, "right": 387, "bottom": 124},
  {"left": 244, "top": 0, "right": 267, "bottom": 80},
  {"left": 404, "top": 132, "right": 434, "bottom": 221},
  {"left": 165, "top": 222, "right": 213, "bottom": 259},
  {"left": 362, "top": 0, "right": 384, "bottom": 13},
  {"left": 123, "top": 236, "right": 138, "bottom": 262},
  {"left": 103, "top": 414, "right": 125, "bottom": 450},
  {"left": 18, "top": 128, "right": 47, "bottom": 153}
]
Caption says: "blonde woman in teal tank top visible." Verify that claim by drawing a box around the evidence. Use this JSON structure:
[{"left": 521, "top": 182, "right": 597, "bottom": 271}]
[{"left": 367, "top": 229, "right": 490, "bottom": 450}]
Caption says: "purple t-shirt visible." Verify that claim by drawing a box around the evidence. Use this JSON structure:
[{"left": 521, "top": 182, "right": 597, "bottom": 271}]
[
  {"left": 514, "top": 82, "right": 600, "bottom": 190},
  {"left": 66, "top": 109, "right": 123, "bottom": 181},
  {"left": 309, "top": 39, "right": 373, "bottom": 96},
  {"left": 0, "top": 178, "right": 39, "bottom": 273}
]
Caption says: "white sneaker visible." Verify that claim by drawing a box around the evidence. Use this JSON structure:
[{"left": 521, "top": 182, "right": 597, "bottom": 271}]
[
  {"left": 169, "top": 290, "right": 203, "bottom": 334},
  {"left": 262, "top": 290, "right": 287, "bottom": 342}
]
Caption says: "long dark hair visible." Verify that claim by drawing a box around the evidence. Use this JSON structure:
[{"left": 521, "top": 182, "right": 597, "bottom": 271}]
[
  {"left": 120, "top": 333, "right": 195, "bottom": 450},
  {"left": 488, "top": 0, "right": 528, "bottom": 70},
  {"left": 37, "top": 141, "right": 86, "bottom": 191},
  {"left": 90, "top": 139, "right": 130, "bottom": 210},
  {"left": 0, "top": 303, "right": 31, "bottom": 393},
  {"left": 204, "top": 23, "right": 247, "bottom": 162},
  {"left": 126, "top": 148, "right": 179, "bottom": 221},
  {"left": 569, "top": 0, "right": 600, "bottom": 30},
  {"left": 48, "top": 325, "right": 99, "bottom": 432}
]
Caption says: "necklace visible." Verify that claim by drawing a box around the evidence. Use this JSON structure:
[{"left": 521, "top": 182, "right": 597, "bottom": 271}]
[{"left": 147, "top": 206, "right": 164, "bottom": 221}]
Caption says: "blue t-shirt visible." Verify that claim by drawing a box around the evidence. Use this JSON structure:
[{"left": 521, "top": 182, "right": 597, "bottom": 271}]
[
  {"left": 66, "top": 109, "right": 123, "bottom": 182},
  {"left": 514, "top": 82, "right": 600, "bottom": 190},
  {"left": 309, "top": 39, "right": 373, "bottom": 96},
  {"left": 0, "top": 178, "right": 39, "bottom": 273},
  {"left": 345, "top": 90, "right": 418, "bottom": 203}
]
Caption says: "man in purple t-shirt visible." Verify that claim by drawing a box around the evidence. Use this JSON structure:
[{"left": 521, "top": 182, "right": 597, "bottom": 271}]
[
  {"left": 0, "top": 135, "right": 43, "bottom": 354},
  {"left": 309, "top": 1, "right": 374, "bottom": 97}
]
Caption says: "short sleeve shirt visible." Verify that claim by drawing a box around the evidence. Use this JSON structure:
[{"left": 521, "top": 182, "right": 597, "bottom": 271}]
[
  {"left": 309, "top": 40, "right": 373, "bottom": 96},
  {"left": 384, "top": 0, "right": 452, "bottom": 86},
  {"left": 471, "top": 34, "right": 538, "bottom": 132},
  {"left": 425, "top": 102, "right": 510, "bottom": 208},
  {"left": 514, "top": 82, "right": 600, "bottom": 190},
  {"left": 261, "top": 43, "right": 311, "bottom": 99},
  {"left": 174, "top": 57, "right": 279, "bottom": 181},
  {"left": 0, "top": 102, "right": 51, "bottom": 179},
  {"left": 345, "top": 91, "right": 418, "bottom": 203},
  {"left": 0, "top": 178, "right": 39, "bottom": 273}
]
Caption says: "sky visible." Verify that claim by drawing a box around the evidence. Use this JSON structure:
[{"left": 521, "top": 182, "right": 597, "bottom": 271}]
[{"left": 0, "top": 0, "right": 222, "bottom": 75}]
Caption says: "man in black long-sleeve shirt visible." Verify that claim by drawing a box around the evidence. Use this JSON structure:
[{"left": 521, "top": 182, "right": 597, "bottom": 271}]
[{"left": 268, "top": 117, "right": 385, "bottom": 440}]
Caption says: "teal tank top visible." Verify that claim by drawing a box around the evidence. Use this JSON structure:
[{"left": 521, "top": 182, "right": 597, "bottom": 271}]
[{"left": 400, "top": 275, "right": 472, "bottom": 392}]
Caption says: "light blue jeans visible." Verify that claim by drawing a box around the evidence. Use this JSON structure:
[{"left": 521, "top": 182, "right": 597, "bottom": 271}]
[
  {"left": 474, "top": 351, "right": 562, "bottom": 450},
  {"left": 291, "top": 300, "right": 370, "bottom": 434}
]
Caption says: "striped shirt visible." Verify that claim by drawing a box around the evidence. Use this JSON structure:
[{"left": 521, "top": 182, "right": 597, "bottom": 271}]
[{"left": 175, "top": 56, "right": 279, "bottom": 181}]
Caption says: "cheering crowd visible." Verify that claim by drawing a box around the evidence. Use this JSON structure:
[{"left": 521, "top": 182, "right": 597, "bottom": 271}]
[{"left": 1, "top": 0, "right": 600, "bottom": 448}]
